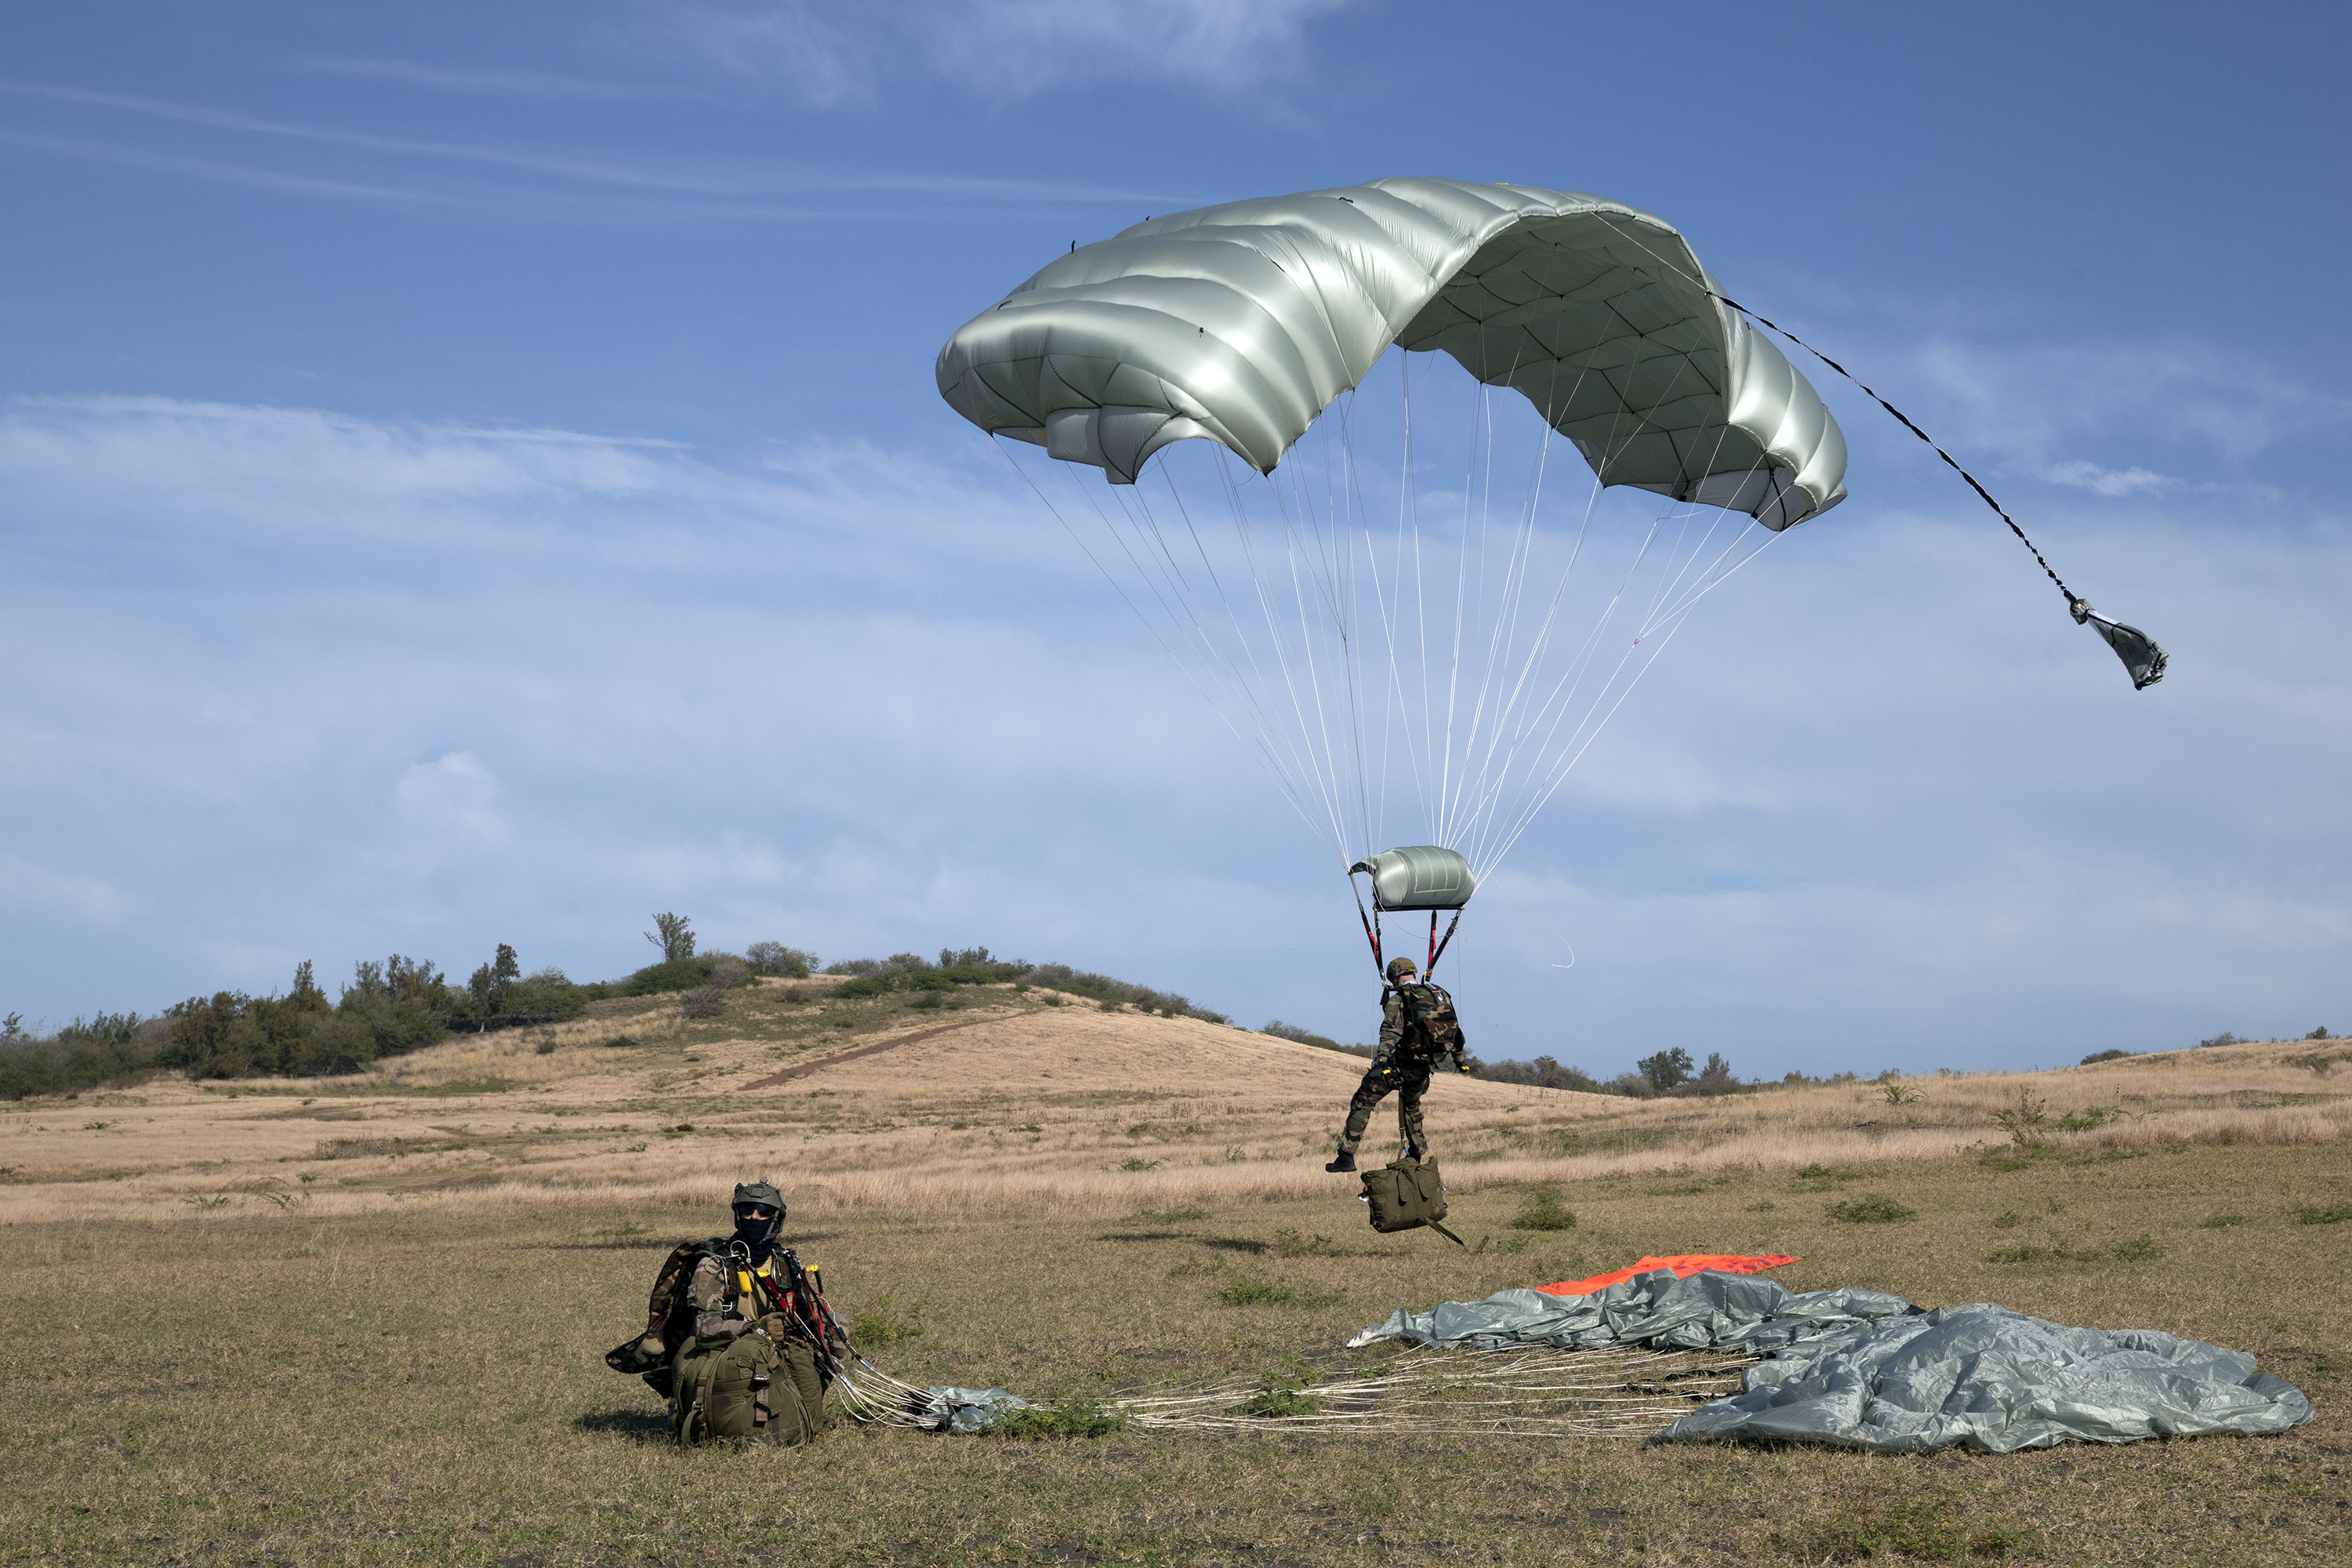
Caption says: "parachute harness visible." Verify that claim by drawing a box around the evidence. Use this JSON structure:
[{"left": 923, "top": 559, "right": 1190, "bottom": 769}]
[{"left": 1593, "top": 216, "right": 2168, "bottom": 691}]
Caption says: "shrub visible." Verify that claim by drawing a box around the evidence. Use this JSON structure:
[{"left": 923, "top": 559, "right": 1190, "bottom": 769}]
[
  {"left": 623, "top": 958, "right": 720, "bottom": 997},
  {"left": 2111, "top": 1234, "right": 2165, "bottom": 1261},
  {"left": 1827, "top": 1193, "right": 1916, "bottom": 1224},
  {"left": 1475, "top": 1054, "right": 1608, "bottom": 1093},
  {"left": 1262, "top": 1020, "right": 1347, "bottom": 1053},
  {"left": 848, "top": 1291, "right": 926, "bottom": 1348},
  {"left": 1236, "top": 1359, "right": 1323, "bottom": 1418},
  {"left": 745, "top": 942, "right": 818, "bottom": 978},
  {"left": 2081, "top": 1047, "right": 2133, "bottom": 1065},
  {"left": 1989, "top": 1088, "right": 2050, "bottom": 1149},
  {"left": 1509, "top": 1188, "right": 1577, "bottom": 1232},
  {"left": 1637, "top": 1046, "right": 1693, "bottom": 1092},
  {"left": 678, "top": 985, "right": 724, "bottom": 1019},
  {"left": 2292, "top": 1203, "right": 2352, "bottom": 1225},
  {"left": 2198, "top": 1031, "right": 2243, "bottom": 1049},
  {"left": 2056, "top": 1105, "right": 2121, "bottom": 1132},
  {"left": 829, "top": 977, "right": 891, "bottom": 999}
]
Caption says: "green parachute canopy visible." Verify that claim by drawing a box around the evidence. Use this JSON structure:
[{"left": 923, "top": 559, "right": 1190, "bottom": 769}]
[{"left": 938, "top": 177, "right": 1847, "bottom": 530}]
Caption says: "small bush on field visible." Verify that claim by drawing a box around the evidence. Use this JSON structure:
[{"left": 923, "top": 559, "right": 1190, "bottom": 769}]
[
  {"left": 2112, "top": 1234, "right": 2165, "bottom": 1261},
  {"left": 1990, "top": 1089, "right": 2049, "bottom": 1149},
  {"left": 1777, "top": 1485, "right": 2040, "bottom": 1563},
  {"left": 1218, "top": 1274, "right": 1341, "bottom": 1307},
  {"left": 1792, "top": 1163, "right": 1860, "bottom": 1189},
  {"left": 2201, "top": 1212, "right": 2247, "bottom": 1228},
  {"left": 994, "top": 1394, "right": 1126, "bottom": 1440},
  {"left": 1237, "top": 1358, "right": 1323, "bottom": 1418},
  {"left": 848, "top": 1291, "right": 926, "bottom": 1349},
  {"left": 1991, "top": 1210, "right": 2022, "bottom": 1229},
  {"left": 2293, "top": 1203, "right": 2352, "bottom": 1225},
  {"left": 1119, "top": 1157, "right": 1160, "bottom": 1171},
  {"left": 2081, "top": 1047, "right": 2133, "bottom": 1065},
  {"left": 1131, "top": 1206, "right": 1206, "bottom": 1224},
  {"left": 1269, "top": 1228, "right": 1330, "bottom": 1258},
  {"left": 1219, "top": 1275, "right": 1296, "bottom": 1305},
  {"left": 1987, "top": 1243, "right": 2100, "bottom": 1265},
  {"left": 678, "top": 985, "right": 724, "bottom": 1019},
  {"left": 1510, "top": 1188, "right": 1577, "bottom": 1232},
  {"left": 1828, "top": 1193, "right": 1915, "bottom": 1224},
  {"left": 2057, "top": 1105, "right": 2121, "bottom": 1132}
]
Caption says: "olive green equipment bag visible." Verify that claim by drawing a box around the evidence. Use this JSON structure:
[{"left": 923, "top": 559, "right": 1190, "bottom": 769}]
[
  {"left": 1359, "top": 1155, "right": 1465, "bottom": 1246},
  {"left": 670, "top": 1333, "right": 822, "bottom": 1446}
]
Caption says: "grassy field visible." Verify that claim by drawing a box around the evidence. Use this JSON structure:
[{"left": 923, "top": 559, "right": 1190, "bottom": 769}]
[{"left": 4, "top": 984, "right": 2350, "bottom": 1564}]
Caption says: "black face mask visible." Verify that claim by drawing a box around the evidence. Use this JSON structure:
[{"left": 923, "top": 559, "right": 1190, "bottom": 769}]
[{"left": 732, "top": 1203, "right": 781, "bottom": 1255}]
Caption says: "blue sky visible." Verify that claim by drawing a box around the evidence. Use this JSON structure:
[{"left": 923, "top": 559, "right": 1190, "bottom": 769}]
[{"left": 4, "top": 1, "right": 2347, "bottom": 1076}]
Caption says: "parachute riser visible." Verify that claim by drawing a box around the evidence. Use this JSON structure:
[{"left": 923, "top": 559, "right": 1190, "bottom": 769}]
[{"left": 1350, "top": 873, "right": 1386, "bottom": 984}]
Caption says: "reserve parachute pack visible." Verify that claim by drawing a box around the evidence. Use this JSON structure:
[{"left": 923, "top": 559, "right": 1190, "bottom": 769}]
[
  {"left": 672, "top": 1333, "right": 822, "bottom": 1446},
  {"left": 1396, "top": 980, "right": 1465, "bottom": 1059},
  {"left": 1360, "top": 1154, "right": 1464, "bottom": 1245}
]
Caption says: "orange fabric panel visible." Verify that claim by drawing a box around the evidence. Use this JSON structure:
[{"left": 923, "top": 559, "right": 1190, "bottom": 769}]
[{"left": 1535, "top": 1254, "right": 1798, "bottom": 1298}]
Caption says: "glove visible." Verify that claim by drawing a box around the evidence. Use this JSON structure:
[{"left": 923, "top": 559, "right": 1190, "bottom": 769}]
[
  {"left": 1453, "top": 1054, "right": 1472, "bottom": 1074},
  {"left": 753, "top": 1312, "right": 792, "bottom": 1338}
]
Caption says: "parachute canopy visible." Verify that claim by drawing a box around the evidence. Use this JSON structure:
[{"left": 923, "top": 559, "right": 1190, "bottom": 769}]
[
  {"left": 1351, "top": 845, "right": 1476, "bottom": 912},
  {"left": 938, "top": 177, "right": 1847, "bottom": 530}
]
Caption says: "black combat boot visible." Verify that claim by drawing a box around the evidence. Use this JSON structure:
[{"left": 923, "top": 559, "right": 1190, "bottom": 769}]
[{"left": 1323, "top": 1151, "right": 1357, "bottom": 1173}]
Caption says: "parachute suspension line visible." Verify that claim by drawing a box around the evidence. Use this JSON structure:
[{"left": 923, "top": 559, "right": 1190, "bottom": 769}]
[
  {"left": 1218, "top": 451, "right": 1355, "bottom": 862},
  {"left": 1134, "top": 464, "right": 1336, "bottom": 842},
  {"left": 994, "top": 441, "right": 1326, "bottom": 845},
  {"left": 1449, "top": 350, "right": 1708, "bottom": 874},
  {"left": 1446, "top": 338, "right": 1557, "bottom": 854},
  {"left": 1591, "top": 215, "right": 2166, "bottom": 690},
  {"left": 1264, "top": 451, "right": 1359, "bottom": 863}
]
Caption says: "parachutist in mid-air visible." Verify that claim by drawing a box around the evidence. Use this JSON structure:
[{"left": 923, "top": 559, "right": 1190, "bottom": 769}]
[{"left": 1325, "top": 956, "right": 1470, "bottom": 1173}]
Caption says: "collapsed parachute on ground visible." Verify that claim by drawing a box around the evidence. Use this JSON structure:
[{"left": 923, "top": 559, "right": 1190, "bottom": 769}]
[{"left": 1350, "top": 1265, "right": 2313, "bottom": 1454}]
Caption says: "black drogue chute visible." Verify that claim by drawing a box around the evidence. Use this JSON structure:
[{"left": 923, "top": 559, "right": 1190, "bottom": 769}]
[{"left": 1348, "top": 846, "right": 1476, "bottom": 985}]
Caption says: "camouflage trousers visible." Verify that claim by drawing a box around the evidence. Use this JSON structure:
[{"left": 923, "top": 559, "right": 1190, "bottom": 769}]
[{"left": 1338, "top": 1047, "right": 1433, "bottom": 1157}]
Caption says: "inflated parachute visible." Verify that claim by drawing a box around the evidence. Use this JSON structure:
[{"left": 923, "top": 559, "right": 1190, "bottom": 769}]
[
  {"left": 939, "top": 178, "right": 2156, "bottom": 979},
  {"left": 938, "top": 178, "right": 1846, "bottom": 528}
]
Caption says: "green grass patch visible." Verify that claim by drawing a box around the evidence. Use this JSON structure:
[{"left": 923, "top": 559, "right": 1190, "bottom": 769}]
[
  {"left": 993, "top": 1393, "right": 1127, "bottom": 1440},
  {"left": 2292, "top": 1203, "right": 2352, "bottom": 1225},
  {"left": 2200, "top": 1212, "right": 2248, "bottom": 1228},
  {"left": 1508, "top": 1187, "right": 1577, "bottom": 1232},
  {"left": 1827, "top": 1193, "right": 1916, "bottom": 1224}
]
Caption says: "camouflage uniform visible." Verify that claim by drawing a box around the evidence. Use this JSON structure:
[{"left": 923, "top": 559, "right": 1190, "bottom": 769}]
[
  {"left": 1337, "top": 987, "right": 1443, "bottom": 1158},
  {"left": 677, "top": 1249, "right": 829, "bottom": 1443}
]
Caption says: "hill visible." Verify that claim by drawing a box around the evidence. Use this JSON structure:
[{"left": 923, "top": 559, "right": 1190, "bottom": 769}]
[{"left": 6, "top": 974, "right": 2347, "bottom": 1226}]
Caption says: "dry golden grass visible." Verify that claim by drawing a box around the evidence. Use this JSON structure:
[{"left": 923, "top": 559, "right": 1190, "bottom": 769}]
[
  {"left": 4, "top": 984, "right": 2350, "bottom": 1563},
  {"left": 4, "top": 985, "right": 2345, "bottom": 1232}
]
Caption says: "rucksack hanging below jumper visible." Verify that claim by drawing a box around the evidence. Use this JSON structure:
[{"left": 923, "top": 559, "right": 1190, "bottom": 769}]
[{"left": 1361, "top": 1155, "right": 1464, "bottom": 1245}]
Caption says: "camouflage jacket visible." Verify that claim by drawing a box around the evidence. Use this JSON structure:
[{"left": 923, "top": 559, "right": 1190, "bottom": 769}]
[
  {"left": 687, "top": 1251, "right": 786, "bottom": 1340},
  {"left": 1377, "top": 983, "right": 1462, "bottom": 1064}
]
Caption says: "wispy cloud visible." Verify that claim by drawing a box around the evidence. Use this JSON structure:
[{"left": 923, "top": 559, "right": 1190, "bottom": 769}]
[
  {"left": 1905, "top": 336, "right": 2352, "bottom": 473},
  {"left": 294, "top": 56, "right": 668, "bottom": 101},
  {"left": 0, "top": 79, "right": 1177, "bottom": 217},
  {"left": 4, "top": 393, "right": 2349, "bottom": 1069},
  {"left": 2038, "top": 459, "right": 2181, "bottom": 498},
  {"left": 667, "top": 0, "right": 1350, "bottom": 106}
]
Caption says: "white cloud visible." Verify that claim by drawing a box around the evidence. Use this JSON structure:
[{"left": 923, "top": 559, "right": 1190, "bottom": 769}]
[
  {"left": 2038, "top": 459, "right": 2180, "bottom": 498},
  {"left": 396, "top": 753, "right": 509, "bottom": 850},
  {"left": 668, "top": 0, "right": 1349, "bottom": 103},
  {"left": 2, "top": 391, "right": 2347, "bottom": 1073}
]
